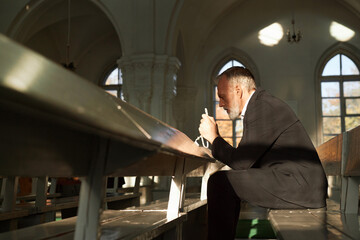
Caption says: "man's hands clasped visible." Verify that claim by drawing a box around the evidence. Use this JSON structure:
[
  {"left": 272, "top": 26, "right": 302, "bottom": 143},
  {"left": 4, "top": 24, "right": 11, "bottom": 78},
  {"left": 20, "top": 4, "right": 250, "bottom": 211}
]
[{"left": 198, "top": 114, "right": 219, "bottom": 144}]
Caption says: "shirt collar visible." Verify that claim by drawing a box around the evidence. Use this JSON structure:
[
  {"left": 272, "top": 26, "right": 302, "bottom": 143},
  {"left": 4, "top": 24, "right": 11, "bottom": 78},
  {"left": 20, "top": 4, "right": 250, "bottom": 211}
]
[{"left": 240, "top": 90, "right": 256, "bottom": 119}]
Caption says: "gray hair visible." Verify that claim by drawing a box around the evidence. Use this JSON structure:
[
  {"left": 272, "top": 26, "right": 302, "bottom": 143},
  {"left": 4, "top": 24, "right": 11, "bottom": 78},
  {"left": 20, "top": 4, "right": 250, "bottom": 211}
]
[{"left": 216, "top": 66, "right": 256, "bottom": 91}]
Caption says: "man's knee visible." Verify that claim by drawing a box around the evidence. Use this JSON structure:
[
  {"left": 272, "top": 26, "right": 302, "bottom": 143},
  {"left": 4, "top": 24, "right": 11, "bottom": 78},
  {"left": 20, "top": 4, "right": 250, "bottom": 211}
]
[
  {"left": 208, "top": 170, "right": 227, "bottom": 185},
  {"left": 207, "top": 171, "right": 231, "bottom": 194}
]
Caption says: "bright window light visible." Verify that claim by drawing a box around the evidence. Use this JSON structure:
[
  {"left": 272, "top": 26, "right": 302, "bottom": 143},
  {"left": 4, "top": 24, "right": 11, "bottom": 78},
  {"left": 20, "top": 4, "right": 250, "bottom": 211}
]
[
  {"left": 218, "top": 60, "right": 244, "bottom": 75},
  {"left": 330, "top": 21, "right": 355, "bottom": 42},
  {"left": 258, "top": 23, "right": 284, "bottom": 47}
]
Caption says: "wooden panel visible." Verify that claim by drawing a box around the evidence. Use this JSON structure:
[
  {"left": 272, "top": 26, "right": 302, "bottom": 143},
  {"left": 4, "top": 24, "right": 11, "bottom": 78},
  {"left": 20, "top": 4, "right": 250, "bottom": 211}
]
[
  {"left": 344, "top": 125, "right": 360, "bottom": 176},
  {"left": 105, "top": 138, "right": 158, "bottom": 175},
  {"left": 109, "top": 150, "right": 213, "bottom": 177},
  {"left": 0, "top": 106, "right": 97, "bottom": 177},
  {"left": 184, "top": 158, "right": 208, "bottom": 175},
  {"left": 109, "top": 152, "right": 178, "bottom": 177},
  {"left": 316, "top": 134, "right": 343, "bottom": 175}
]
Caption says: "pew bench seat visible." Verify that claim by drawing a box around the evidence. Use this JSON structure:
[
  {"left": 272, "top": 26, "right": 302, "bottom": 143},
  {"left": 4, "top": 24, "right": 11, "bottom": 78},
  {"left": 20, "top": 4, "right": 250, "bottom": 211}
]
[
  {"left": 268, "top": 199, "right": 360, "bottom": 240},
  {"left": 0, "top": 192, "right": 141, "bottom": 223},
  {"left": 0, "top": 193, "right": 62, "bottom": 205},
  {"left": 0, "top": 195, "right": 207, "bottom": 239}
]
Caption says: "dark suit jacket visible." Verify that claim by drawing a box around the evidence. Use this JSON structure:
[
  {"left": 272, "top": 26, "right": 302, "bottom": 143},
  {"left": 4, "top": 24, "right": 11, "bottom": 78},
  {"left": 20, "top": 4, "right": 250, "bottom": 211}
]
[{"left": 212, "top": 88, "right": 327, "bottom": 208}]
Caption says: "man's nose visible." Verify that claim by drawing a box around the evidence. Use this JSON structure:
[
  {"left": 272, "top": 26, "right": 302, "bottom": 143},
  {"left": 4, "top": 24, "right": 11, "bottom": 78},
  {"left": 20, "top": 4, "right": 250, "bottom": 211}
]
[{"left": 219, "top": 100, "right": 225, "bottom": 107}]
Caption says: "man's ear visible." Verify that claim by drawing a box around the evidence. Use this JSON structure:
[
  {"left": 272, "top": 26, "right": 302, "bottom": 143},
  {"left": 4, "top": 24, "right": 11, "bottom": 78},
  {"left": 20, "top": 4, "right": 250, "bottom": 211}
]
[{"left": 235, "top": 84, "right": 242, "bottom": 97}]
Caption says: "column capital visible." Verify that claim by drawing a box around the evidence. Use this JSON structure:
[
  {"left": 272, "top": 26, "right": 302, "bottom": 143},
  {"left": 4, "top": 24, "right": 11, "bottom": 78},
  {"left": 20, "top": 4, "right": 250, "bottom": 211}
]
[{"left": 116, "top": 54, "right": 181, "bottom": 123}]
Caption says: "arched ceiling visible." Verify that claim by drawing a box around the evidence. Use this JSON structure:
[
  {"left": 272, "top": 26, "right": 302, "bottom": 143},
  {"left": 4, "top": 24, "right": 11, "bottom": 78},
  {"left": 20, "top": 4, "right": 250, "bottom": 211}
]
[
  {"left": 338, "top": 0, "right": 360, "bottom": 18},
  {"left": 9, "top": 0, "right": 121, "bottom": 84},
  {"left": 176, "top": 0, "right": 360, "bottom": 66},
  {"left": 5, "top": 0, "right": 360, "bottom": 85}
]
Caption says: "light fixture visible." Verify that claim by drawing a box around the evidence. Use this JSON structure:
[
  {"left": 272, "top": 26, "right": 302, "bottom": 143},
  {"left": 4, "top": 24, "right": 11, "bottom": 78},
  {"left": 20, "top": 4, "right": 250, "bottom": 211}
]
[
  {"left": 286, "top": 16, "right": 302, "bottom": 43},
  {"left": 62, "top": 0, "right": 76, "bottom": 71}
]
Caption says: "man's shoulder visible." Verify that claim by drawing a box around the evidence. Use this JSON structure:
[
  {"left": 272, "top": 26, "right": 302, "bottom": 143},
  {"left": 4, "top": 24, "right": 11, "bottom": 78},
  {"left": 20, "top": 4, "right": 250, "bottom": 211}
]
[
  {"left": 254, "top": 88, "right": 288, "bottom": 107},
  {"left": 252, "top": 88, "right": 278, "bottom": 108},
  {"left": 251, "top": 88, "right": 297, "bottom": 119},
  {"left": 254, "top": 88, "right": 275, "bottom": 100}
]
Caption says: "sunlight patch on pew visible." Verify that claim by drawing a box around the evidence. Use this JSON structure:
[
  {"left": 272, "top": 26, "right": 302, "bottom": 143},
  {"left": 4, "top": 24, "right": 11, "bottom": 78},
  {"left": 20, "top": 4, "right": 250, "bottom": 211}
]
[
  {"left": 117, "top": 105, "right": 152, "bottom": 139},
  {"left": 4, "top": 53, "right": 45, "bottom": 91}
]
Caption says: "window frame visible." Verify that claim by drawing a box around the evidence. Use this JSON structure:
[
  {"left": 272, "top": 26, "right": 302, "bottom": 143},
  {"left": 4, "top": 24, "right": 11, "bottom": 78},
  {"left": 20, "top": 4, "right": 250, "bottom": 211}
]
[
  {"left": 101, "top": 67, "right": 124, "bottom": 100},
  {"left": 319, "top": 52, "right": 360, "bottom": 142}
]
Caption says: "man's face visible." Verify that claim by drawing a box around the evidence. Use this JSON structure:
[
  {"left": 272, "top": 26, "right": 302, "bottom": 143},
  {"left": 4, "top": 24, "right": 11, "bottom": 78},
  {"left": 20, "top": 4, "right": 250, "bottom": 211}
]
[{"left": 217, "top": 76, "right": 241, "bottom": 120}]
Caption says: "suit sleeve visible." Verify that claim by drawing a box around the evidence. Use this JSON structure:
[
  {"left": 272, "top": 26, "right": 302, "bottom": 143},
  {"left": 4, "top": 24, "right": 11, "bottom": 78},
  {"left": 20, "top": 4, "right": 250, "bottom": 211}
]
[{"left": 212, "top": 98, "right": 297, "bottom": 170}]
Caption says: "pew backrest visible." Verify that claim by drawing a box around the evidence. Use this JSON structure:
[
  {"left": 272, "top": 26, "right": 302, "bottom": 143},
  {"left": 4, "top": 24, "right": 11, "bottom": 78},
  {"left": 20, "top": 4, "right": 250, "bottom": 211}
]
[
  {"left": 316, "top": 125, "right": 360, "bottom": 214},
  {"left": 342, "top": 126, "right": 360, "bottom": 177},
  {"left": 316, "top": 133, "right": 343, "bottom": 176}
]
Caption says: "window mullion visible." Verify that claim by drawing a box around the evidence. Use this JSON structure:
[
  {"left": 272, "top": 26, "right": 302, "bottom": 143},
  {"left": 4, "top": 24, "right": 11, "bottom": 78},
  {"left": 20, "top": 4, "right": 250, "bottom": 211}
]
[
  {"left": 232, "top": 120, "right": 236, "bottom": 147},
  {"left": 340, "top": 77, "right": 346, "bottom": 132},
  {"left": 214, "top": 59, "right": 246, "bottom": 146}
]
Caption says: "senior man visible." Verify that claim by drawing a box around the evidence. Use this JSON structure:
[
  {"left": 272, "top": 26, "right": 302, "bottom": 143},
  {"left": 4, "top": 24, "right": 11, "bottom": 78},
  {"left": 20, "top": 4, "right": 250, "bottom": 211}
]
[{"left": 199, "top": 66, "right": 327, "bottom": 240}]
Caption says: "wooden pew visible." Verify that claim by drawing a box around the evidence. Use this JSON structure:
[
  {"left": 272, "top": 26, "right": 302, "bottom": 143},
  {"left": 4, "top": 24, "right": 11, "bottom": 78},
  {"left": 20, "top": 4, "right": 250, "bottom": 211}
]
[
  {"left": 0, "top": 176, "right": 141, "bottom": 233},
  {"left": 316, "top": 133, "right": 343, "bottom": 176},
  {"left": 0, "top": 33, "right": 213, "bottom": 239},
  {"left": 269, "top": 127, "right": 360, "bottom": 240},
  {"left": 316, "top": 126, "right": 360, "bottom": 214},
  {"left": 316, "top": 133, "right": 343, "bottom": 202}
]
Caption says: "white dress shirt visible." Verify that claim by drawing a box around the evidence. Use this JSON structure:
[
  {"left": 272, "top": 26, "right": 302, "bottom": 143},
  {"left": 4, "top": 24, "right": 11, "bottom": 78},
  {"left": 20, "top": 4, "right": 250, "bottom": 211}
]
[{"left": 240, "top": 90, "right": 256, "bottom": 120}]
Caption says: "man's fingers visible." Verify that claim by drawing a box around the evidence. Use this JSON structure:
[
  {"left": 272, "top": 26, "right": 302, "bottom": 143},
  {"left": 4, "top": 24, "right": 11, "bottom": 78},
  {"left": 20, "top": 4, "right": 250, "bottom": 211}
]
[
  {"left": 203, "top": 114, "right": 216, "bottom": 125},
  {"left": 209, "top": 116, "right": 216, "bottom": 124},
  {"left": 202, "top": 114, "right": 214, "bottom": 122}
]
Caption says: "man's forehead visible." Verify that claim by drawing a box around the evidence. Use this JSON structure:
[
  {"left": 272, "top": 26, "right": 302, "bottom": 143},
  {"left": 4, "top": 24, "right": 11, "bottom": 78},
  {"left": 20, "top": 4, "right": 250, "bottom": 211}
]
[{"left": 218, "top": 76, "right": 230, "bottom": 92}]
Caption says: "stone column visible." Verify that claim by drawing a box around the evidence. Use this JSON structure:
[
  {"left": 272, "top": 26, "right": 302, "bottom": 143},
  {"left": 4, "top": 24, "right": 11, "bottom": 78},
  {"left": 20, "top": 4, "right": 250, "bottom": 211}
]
[
  {"left": 164, "top": 57, "right": 181, "bottom": 125},
  {"left": 118, "top": 54, "right": 181, "bottom": 196},
  {"left": 118, "top": 54, "right": 154, "bottom": 113},
  {"left": 117, "top": 54, "right": 180, "bottom": 124},
  {"left": 152, "top": 56, "right": 168, "bottom": 120},
  {"left": 173, "top": 86, "right": 198, "bottom": 132}
]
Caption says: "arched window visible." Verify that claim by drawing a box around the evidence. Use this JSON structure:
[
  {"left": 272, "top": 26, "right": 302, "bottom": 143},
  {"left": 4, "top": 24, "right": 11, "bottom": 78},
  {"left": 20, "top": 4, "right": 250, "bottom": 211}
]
[
  {"left": 320, "top": 53, "right": 360, "bottom": 142},
  {"left": 102, "top": 67, "right": 124, "bottom": 100},
  {"left": 213, "top": 59, "right": 245, "bottom": 147}
]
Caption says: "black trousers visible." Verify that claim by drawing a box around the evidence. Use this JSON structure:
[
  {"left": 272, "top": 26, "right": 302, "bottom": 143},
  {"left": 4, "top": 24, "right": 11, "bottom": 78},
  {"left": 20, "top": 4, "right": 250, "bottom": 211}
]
[{"left": 207, "top": 170, "right": 308, "bottom": 240}]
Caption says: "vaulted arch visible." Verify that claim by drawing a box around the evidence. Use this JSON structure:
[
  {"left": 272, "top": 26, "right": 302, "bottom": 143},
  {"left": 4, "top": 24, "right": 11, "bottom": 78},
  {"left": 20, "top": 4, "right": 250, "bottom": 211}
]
[{"left": 7, "top": 0, "right": 122, "bottom": 85}]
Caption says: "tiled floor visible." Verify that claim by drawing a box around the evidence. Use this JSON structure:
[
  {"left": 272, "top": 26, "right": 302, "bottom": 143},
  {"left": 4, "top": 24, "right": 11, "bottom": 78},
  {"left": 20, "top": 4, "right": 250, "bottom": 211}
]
[
  {"left": 239, "top": 201, "right": 269, "bottom": 220},
  {"left": 236, "top": 202, "right": 277, "bottom": 240}
]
